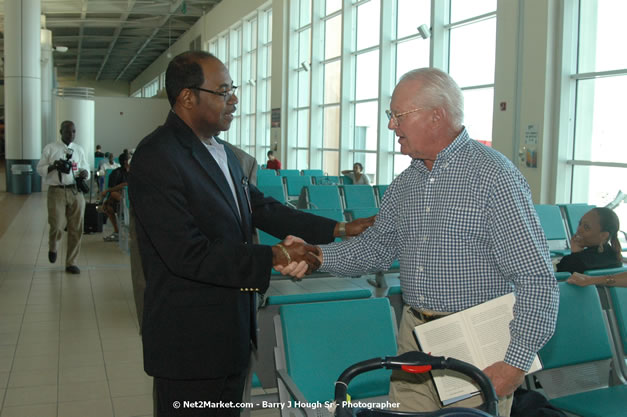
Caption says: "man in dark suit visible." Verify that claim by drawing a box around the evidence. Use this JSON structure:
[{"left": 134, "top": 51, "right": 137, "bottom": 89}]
[{"left": 130, "top": 51, "right": 373, "bottom": 417}]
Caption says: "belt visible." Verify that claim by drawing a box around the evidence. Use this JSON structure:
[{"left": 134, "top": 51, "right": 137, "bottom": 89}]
[
  {"left": 411, "top": 307, "right": 447, "bottom": 323},
  {"left": 50, "top": 184, "right": 76, "bottom": 189}
]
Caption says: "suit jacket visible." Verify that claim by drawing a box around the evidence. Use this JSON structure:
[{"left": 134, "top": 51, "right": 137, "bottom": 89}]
[
  {"left": 225, "top": 142, "right": 258, "bottom": 186},
  {"left": 129, "top": 111, "right": 336, "bottom": 379}
]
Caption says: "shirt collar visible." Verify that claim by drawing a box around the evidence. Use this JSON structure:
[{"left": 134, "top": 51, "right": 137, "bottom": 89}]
[{"left": 410, "top": 127, "right": 470, "bottom": 171}]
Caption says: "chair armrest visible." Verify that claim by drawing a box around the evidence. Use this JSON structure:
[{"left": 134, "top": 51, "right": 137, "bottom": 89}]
[{"left": 275, "top": 369, "right": 317, "bottom": 417}]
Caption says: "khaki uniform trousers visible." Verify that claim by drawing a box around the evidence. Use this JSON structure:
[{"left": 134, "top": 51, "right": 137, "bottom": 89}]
[
  {"left": 389, "top": 305, "right": 513, "bottom": 417},
  {"left": 47, "top": 186, "right": 85, "bottom": 267}
]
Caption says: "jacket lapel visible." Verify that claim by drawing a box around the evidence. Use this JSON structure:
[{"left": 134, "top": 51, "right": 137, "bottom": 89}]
[{"left": 166, "top": 112, "right": 243, "bottom": 228}]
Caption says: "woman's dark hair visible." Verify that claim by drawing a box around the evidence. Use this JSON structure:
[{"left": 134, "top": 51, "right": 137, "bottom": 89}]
[
  {"left": 354, "top": 162, "right": 364, "bottom": 171},
  {"left": 165, "top": 51, "right": 216, "bottom": 107},
  {"left": 267, "top": 150, "right": 274, "bottom": 157},
  {"left": 594, "top": 207, "right": 622, "bottom": 261}
]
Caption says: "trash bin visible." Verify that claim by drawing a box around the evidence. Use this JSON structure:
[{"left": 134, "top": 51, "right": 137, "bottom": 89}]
[{"left": 10, "top": 164, "right": 33, "bottom": 195}]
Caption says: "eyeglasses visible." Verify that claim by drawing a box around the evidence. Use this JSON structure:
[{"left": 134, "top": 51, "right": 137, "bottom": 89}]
[
  {"left": 385, "top": 108, "right": 424, "bottom": 127},
  {"left": 188, "top": 85, "right": 238, "bottom": 100}
]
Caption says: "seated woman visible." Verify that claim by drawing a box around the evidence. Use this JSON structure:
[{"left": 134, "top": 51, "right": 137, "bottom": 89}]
[
  {"left": 341, "top": 162, "right": 371, "bottom": 185},
  {"left": 556, "top": 207, "right": 622, "bottom": 273}
]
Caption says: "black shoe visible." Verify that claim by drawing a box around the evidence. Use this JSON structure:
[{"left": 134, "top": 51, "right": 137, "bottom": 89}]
[
  {"left": 65, "top": 265, "right": 81, "bottom": 274},
  {"left": 48, "top": 251, "right": 57, "bottom": 263}
]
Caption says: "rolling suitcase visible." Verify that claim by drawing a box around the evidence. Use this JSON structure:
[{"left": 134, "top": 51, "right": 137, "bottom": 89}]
[
  {"left": 84, "top": 202, "right": 103, "bottom": 234},
  {"left": 83, "top": 173, "right": 105, "bottom": 234}
]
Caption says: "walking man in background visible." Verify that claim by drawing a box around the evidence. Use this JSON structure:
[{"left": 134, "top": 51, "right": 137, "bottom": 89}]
[{"left": 37, "top": 120, "right": 90, "bottom": 274}]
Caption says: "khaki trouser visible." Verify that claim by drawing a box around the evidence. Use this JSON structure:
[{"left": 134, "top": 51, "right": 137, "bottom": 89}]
[
  {"left": 389, "top": 305, "right": 513, "bottom": 417},
  {"left": 47, "top": 186, "right": 85, "bottom": 267}
]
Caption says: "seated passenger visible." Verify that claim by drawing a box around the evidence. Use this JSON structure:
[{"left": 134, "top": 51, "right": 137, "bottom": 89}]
[
  {"left": 266, "top": 150, "right": 281, "bottom": 170},
  {"left": 98, "top": 152, "right": 120, "bottom": 192},
  {"left": 341, "top": 162, "right": 371, "bottom": 185},
  {"left": 556, "top": 207, "right": 622, "bottom": 273},
  {"left": 100, "top": 153, "right": 130, "bottom": 242}
]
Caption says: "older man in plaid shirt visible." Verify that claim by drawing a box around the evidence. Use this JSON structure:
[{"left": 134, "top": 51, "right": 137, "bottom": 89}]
[{"left": 282, "top": 68, "right": 559, "bottom": 416}]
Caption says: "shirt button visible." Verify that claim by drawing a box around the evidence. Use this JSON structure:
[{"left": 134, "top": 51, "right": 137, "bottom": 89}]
[
  {"left": 419, "top": 266, "right": 424, "bottom": 272},
  {"left": 429, "top": 178, "right": 435, "bottom": 183},
  {"left": 419, "top": 295, "right": 425, "bottom": 302},
  {"left": 423, "top": 236, "right": 428, "bottom": 242},
  {"left": 425, "top": 207, "right": 430, "bottom": 213}
]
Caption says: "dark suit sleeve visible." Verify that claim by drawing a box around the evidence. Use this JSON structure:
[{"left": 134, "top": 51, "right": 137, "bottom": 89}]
[
  {"left": 249, "top": 184, "right": 337, "bottom": 244},
  {"left": 129, "top": 140, "right": 274, "bottom": 291}
]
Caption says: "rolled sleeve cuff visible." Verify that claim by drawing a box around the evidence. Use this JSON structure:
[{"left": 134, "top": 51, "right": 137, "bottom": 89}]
[{"left": 504, "top": 341, "right": 538, "bottom": 371}]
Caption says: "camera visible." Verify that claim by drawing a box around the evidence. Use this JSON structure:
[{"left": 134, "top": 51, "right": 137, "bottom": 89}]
[
  {"left": 76, "top": 176, "right": 90, "bottom": 194},
  {"left": 53, "top": 149, "right": 74, "bottom": 182}
]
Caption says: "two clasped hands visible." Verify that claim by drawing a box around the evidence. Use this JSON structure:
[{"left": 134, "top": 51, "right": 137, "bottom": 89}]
[{"left": 270, "top": 216, "right": 375, "bottom": 280}]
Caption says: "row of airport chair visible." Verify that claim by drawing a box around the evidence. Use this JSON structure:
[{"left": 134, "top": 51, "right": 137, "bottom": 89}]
[
  {"left": 257, "top": 175, "right": 364, "bottom": 201},
  {"left": 534, "top": 281, "right": 627, "bottom": 416},
  {"left": 258, "top": 181, "right": 388, "bottom": 210}
]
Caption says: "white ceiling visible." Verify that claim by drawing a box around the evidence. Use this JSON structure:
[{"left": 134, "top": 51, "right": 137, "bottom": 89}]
[{"left": 0, "top": 0, "right": 223, "bottom": 82}]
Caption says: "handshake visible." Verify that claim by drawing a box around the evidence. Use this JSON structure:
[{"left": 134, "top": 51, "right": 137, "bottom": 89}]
[
  {"left": 271, "top": 236, "right": 322, "bottom": 280},
  {"left": 270, "top": 215, "right": 376, "bottom": 280}
]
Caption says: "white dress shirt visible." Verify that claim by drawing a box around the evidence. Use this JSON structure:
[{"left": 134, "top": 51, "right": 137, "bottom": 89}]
[
  {"left": 37, "top": 141, "right": 91, "bottom": 186},
  {"left": 202, "top": 137, "right": 241, "bottom": 218}
]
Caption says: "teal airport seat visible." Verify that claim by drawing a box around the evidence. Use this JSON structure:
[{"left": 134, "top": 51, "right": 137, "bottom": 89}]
[
  {"left": 253, "top": 289, "right": 372, "bottom": 391},
  {"left": 285, "top": 175, "right": 312, "bottom": 198},
  {"left": 313, "top": 175, "right": 341, "bottom": 185},
  {"left": 584, "top": 266, "right": 627, "bottom": 277},
  {"left": 374, "top": 185, "right": 388, "bottom": 205},
  {"left": 301, "top": 208, "right": 345, "bottom": 223},
  {"left": 345, "top": 207, "right": 379, "bottom": 221},
  {"left": 302, "top": 169, "right": 324, "bottom": 177},
  {"left": 342, "top": 185, "right": 377, "bottom": 209},
  {"left": 536, "top": 282, "right": 626, "bottom": 416},
  {"left": 560, "top": 203, "right": 596, "bottom": 237},
  {"left": 341, "top": 174, "right": 353, "bottom": 185},
  {"left": 554, "top": 271, "right": 572, "bottom": 281},
  {"left": 258, "top": 169, "right": 278, "bottom": 177},
  {"left": 534, "top": 204, "right": 571, "bottom": 256},
  {"left": 305, "top": 185, "right": 343, "bottom": 210},
  {"left": 278, "top": 169, "right": 300, "bottom": 177},
  {"left": 274, "top": 298, "right": 397, "bottom": 415},
  {"left": 257, "top": 175, "right": 283, "bottom": 188},
  {"left": 258, "top": 184, "right": 287, "bottom": 204}
]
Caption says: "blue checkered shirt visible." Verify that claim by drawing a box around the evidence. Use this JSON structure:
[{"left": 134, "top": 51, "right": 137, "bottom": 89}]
[{"left": 320, "top": 129, "right": 559, "bottom": 371}]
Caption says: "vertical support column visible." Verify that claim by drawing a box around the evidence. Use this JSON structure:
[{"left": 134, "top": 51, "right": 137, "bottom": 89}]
[{"left": 4, "top": 0, "right": 42, "bottom": 194}]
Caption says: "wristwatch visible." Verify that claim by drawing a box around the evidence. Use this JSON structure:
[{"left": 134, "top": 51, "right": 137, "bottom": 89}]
[
  {"left": 338, "top": 222, "right": 347, "bottom": 237},
  {"left": 605, "top": 277, "right": 616, "bottom": 286}
]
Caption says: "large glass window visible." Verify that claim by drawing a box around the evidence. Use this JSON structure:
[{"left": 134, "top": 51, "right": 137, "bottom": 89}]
[
  {"left": 447, "top": 1, "right": 496, "bottom": 147},
  {"left": 286, "top": 0, "right": 438, "bottom": 183},
  {"left": 568, "top": 0, "right": 627, "bottom": 233},
  {"left": 207, "top": 3, "right": 272, "bottom": 163}
]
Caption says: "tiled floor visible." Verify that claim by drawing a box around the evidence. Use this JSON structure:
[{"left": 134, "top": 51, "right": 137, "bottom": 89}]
[{"left": 0, "top": 178, "right": 396, "bottom": 417}]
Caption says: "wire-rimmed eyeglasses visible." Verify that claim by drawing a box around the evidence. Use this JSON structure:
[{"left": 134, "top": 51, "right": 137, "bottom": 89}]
[
  {"left": 188, "top": 85, "right": 238, "bottom": 100},
  {"left": 385, "top": 108, "right": 424, "bottom": 127}
]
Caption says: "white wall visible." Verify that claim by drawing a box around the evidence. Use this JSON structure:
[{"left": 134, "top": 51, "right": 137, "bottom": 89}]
[
  {"left": 94, "top": 97, "right": 170, "bottom": 155},
  {"left": 59, "top": 80, "right": 130, "bottom": 97}
]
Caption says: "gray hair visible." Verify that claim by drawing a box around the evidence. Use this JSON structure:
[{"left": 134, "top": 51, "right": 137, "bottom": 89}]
[{"left": 399, "top": 68, "right": 464, "bottom": 129}]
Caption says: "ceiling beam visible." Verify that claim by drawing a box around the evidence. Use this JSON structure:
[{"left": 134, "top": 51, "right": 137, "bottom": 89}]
[
  {"left": 74, "top": 0, "right": 88, "bottom": 80},
  {"left": 96, "top": 0, "right": 135, "bottom": 80},
  {"left": 115, "top": 0, "right": 184, "bottom": 81}
]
